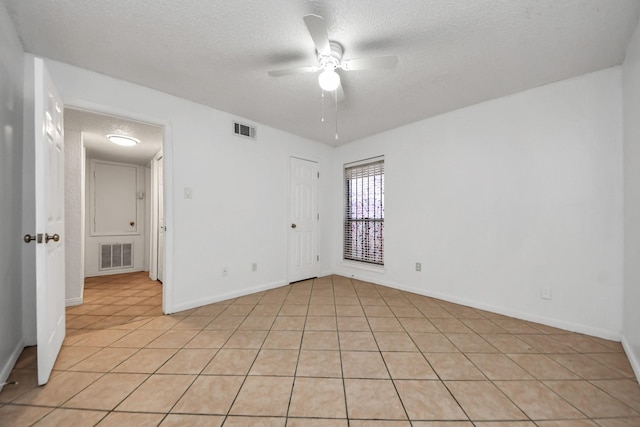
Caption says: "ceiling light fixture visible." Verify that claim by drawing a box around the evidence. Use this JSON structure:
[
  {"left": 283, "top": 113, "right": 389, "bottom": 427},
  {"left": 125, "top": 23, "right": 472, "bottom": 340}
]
[
  {"left": 107, "top": 134, "right": 139, "bottom": 147},
  {"left": 318, "top": 67, "right": 340, "bottom": 92}
]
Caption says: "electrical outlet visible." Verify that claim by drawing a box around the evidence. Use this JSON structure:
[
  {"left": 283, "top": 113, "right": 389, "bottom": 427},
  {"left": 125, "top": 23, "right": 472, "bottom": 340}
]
[
  {"left": 251, "top": 262, "right": 257, "bottom": 272},
  {"left": 541, "top": 287, "right": 551, "bottom": 300},
  {"left": 222, "top": 266, "right": 229, "bottom": 276},
  {"left": 184, "top": 187, "right": 193, "bottom": 199},
  {"left": 416, "top": 262, "right": 422, "bottom": 272}
]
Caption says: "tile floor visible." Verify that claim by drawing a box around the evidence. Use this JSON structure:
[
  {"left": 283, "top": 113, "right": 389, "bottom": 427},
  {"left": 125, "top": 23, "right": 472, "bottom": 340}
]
[{"left": 1, "top": 272, "right": 639, "bottom": 426}]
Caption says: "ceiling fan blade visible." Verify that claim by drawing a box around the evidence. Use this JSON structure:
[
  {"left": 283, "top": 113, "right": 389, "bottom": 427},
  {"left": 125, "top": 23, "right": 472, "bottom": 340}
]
[
  {"left": 341, "top": 55, "right": 398, "bottom": 71},
  {"left": 268, "top": 65, "right": 318, "bottom": 77},
  {"left": 303, "top": 14, "right": 331, "bottom": 56}
]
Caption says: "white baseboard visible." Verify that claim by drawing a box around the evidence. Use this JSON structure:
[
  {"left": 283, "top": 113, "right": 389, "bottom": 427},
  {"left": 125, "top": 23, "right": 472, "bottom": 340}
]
[
  {"left": 336, "top": 270, "right": 621, "bottom": 341},
  {"left": 621, "top": 336, "right": 640, "bottom": 384},
  {"left": 65, "top": 297, "right": 83, "bottom": 307},
  {"left": 0, "top": 339, "right": 24, "bottom": 393},
  {"left": 167, "top": 280, "right": 288, "bottom": 314}
]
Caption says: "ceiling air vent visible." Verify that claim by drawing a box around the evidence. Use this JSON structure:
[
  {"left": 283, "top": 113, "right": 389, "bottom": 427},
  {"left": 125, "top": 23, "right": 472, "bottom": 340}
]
[{"left": 234, "top": 121, "right": 256, "bottom": 140}]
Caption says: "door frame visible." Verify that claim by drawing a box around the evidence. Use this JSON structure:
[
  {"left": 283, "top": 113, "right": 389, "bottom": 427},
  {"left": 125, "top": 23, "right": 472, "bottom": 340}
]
[
  {"left": 61, "top": 99, "right": 172, "bottom": 313},
  {"left": 287, "top": 155, "right": 321, "bottom": 283},
  {"left": 149, "top": 151, "right": 163, "bottom": 281}
]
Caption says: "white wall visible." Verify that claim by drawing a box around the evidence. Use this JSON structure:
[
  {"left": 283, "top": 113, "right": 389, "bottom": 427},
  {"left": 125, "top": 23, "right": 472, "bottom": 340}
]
[
  {"left": 0, "top": 3, "right": 25, "bottom": 387},
  {"left": 42, "top": 58, "right": 333, "bottom": 313},
  {"left": 64, "top": 129, "right": 84, "bottom": 305},
  {"left": 331, "top": 68, "right": 624, "bottom": 340},
  {"left": 623, "top": 16, "right": 640, "bottom": 380}
]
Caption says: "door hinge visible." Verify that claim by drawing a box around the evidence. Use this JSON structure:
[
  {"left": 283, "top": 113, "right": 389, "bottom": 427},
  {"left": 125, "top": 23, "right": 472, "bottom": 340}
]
[
  {"left": 317, "top": 171, "right": 319, "bottom": 178},
  {"left": 317, "top": 213, "right": 319, "bottom": 220},
  {"left": 317, "top": 255, "right": 319, "bottom": 261}
]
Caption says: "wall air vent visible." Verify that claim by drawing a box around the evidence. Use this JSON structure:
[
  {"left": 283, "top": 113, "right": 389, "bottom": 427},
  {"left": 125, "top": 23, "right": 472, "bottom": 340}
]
[
  {"left": 234, "top": 121, "right": 257, "bottom": 140},
  {"left": 100, "top": 243, "right": 133, "bottom": 270}
]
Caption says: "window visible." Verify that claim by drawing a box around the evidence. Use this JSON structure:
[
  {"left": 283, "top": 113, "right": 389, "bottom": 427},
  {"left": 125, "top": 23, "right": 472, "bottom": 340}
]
[{"left": 344, "top": 157, "right": 384, "bottom": 265}]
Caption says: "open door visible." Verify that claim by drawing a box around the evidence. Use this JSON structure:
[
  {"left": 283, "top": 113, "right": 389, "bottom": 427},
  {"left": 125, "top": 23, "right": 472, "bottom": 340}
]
[
  {"left": 34, "top": 58, "right": 66, "bottom": 385},
  {"left": 157, "top": 155, "right": 164, "bottom": 282}
]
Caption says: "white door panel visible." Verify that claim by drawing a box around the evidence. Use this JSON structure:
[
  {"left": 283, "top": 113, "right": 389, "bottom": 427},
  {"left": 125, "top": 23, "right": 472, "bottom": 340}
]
[
  {"left": 34, "top": 58, "right": 65, "bottom": 385},
  {"left": 288, "top": 157, "right": 319, "bottom": 282}
]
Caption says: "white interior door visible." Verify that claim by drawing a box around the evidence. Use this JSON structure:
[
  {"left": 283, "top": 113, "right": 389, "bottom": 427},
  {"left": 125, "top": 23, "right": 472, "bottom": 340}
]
[
  {"left": 288, "top": 157, "right": 319, "bottom": 282},
  {"left": 34, "top": 58, "right": 66, "bottom": 385},
  {"left": 157, "top": 156, "right": 164, "bottom": 282}
]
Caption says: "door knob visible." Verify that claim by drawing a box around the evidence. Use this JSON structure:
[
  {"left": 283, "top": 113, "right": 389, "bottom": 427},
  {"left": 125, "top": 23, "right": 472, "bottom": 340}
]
[
  {"left": 291, "top": 224, "right": 297, "bottom": 229},
  {"left": 130, "top": 221, "right": 135, "bottom": 226},
  {"left": 45, "top": 233, "right": 60, "bottom": 243},
  {"left": 24, "top": 234, "right": 36, "bottom": 243}
]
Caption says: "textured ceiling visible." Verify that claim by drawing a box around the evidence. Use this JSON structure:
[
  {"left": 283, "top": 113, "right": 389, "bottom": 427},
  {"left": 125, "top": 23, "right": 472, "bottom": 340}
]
[
  {"left": 5, "top": 0, "right": 640, "bottom": 145},
  {"left": 65, "top": 108, "right": 162, "bottom": 165}
]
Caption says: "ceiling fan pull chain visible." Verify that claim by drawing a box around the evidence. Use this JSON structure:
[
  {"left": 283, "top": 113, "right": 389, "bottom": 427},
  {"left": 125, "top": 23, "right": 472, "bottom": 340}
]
[
  {"left": 321, "top": 89, "right": 325, "bottom": 122},
  {"left": 335, "top": 89, "right": 339, "bottom": 140}
]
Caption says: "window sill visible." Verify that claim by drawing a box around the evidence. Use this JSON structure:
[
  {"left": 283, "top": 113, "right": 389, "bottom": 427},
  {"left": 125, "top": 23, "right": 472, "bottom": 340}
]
[{"left": 341, "top": 261, "right": 386, "bottom": 274}]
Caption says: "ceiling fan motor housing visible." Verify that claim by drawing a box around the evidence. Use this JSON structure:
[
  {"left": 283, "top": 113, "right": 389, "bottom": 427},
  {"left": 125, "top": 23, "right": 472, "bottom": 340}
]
[{"left": 318, "top": 41, "right": 343, "bottom": 70}]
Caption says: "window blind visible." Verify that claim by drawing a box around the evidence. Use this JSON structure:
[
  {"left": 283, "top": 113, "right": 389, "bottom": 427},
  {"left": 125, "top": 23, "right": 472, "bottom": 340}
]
[{"left": 344, "top": 158, "right": 384, "bottom": 265}]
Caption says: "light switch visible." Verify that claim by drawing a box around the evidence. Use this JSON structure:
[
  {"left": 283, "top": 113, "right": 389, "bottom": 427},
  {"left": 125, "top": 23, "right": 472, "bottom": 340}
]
[{"left": 184, "top": 187, "right": 192, "bottom": 199}]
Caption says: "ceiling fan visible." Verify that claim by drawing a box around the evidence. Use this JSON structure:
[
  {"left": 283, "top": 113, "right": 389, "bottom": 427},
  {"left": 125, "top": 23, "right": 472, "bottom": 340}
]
[{"left": 268, "top": 14, "right": 398, "bottom": 100}]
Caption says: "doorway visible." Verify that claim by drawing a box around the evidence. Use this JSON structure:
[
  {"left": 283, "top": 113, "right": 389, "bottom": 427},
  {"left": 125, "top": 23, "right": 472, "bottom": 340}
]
[{"left": 63, "top": 108, "right": 165, "bottom": 307}]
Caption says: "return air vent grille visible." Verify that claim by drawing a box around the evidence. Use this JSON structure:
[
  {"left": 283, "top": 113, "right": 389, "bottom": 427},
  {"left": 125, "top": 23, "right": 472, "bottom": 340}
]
[
  {"left": 100, "top": 243, "right": 133, "bottom": 270},
  {"left": 234, "top": 121, "right": 256, "bottom": 140}
]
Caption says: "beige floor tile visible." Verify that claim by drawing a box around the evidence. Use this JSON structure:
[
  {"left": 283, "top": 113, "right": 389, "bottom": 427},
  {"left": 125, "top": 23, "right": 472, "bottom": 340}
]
[
  {"left": 67, "top": 347, "right": 138, "bottom": 372},
  {"left": 262, "top": 330, "right": 303, "bottom": 349},
  {"left": 296, "top": 350, "right": 342, "bottom": 377},
  {"left": 32, "top": 407, "right": 107, "bottom": 426},
  {"left": 396, "top": 380, "right": 467, "bottom": 420},
  {"left": 251, "top": 304, "right": 282, "bottom": 316},
  {"left": 224, "top": 330, "right": 268, "bottom": 349},
  {"left": 382, "top": 352, "right": 438, "bottom": 379},
  {"left": 52, "top": 346, "right": 101, "bottom": 370},
  {"left": 425, "top": 353, "right": 486, "bottom": 380},
  {"left": 160, "top": 414, "right": 224, "bottom": 426},
  {"left": 545, "top": 380, "right": 639, "bottom": 418},
  {"left": 238, "top": 315, "right": 276, "bottom": 330},
  {"left": 552, "top": 334, "right": 616, "bottom": 353},
  {"left": 446, "top": 333, "right": 498, "bottom": 353},
  {"left": 249, "top": 349, "right": 298, "bottom": 376},
  {"left": 286, "top": 418, "right": 348, "bottom": 427},
  {"left": 368, "top": 317, "right": 404, "bottom": 331},
  {"left": 411, "top": 333, "right": 458, "bottom": 352},
  {"left": 481, "top": 334, "right": 537, "bottom": 353},
  {"left": 224, "top": 416, "right": 286, "bottom": 426},
  {"left": 446, "top": 381, "right": 527, "bottom": 421},
  {"left": 96, "top": 411, "right": 165, "bottom": 426},
  {"left": 398, "top": 317, "right": 438, "bottom": 333},
  {"left": 14, "top": 371, "right": 102, "bottom": 406},
  {"left": 139, "top": 316, "right": 185, "bottom": 330},
  {"left": 305, "top": 316, "right": 337, "bottom": 331},
  {"left": 271, "top": 316, "right": 305, "bottom": 330},
  {"left": 587, "top": 353, "right": 636, "bottom": 378},
  {"left": 535, "top": 421, "right": 598, "bottom": 427},
  {"left": 461, "top": 319, "right": 507, "bottom": 334},
  {"left": 350, "top": 421, "right": 412, "bottom": 427},
  {"left": 288, "top": 377, "right": 346, "bottom": 418},
  {"left": 550, "top": 354, "right": 624, "bottom": 379},
  {"left": 342, "top": 351, "right": 389, "bottom": 379},
  {"left": 63, "top": 373, "right": 148, "bottom": 410},
  {"left": 171, "top": 375, "right": 244, "bottom": 414},
  {"left": 518, "top": 334, "right": 576, "bottom": 353},
  {"left": 157, "top": 349, "right": 215, "bottom": 374},
  {"left": 203, "top": 315, "right": 245, "bottom": 331},
  {"left": 467, "top": 353, "right": 533, "bottom": 380},
  {"left": 374, "top": 332, "right": 418, "bottom": 351},
  {"left": 72, "top": 329, "right": 130, "bottom": 347},
  {"left": 337, "top": 316, "right": 371, "bottom": 331},
  {"left": 507, "top": 353, "right": 580, "bottom": 380},
  {"left": 202, "top": 348, "right": 258, "bottom": 375},
  {"left": 431, "top": 318, "right": 474, "bottom": 333},
  {"left": 363, "top": 305, "right": 395, "bottom": 317},
  {"left": 116, "top": 374, "right": 195, "bottom": 412},
  {"left": 0, "top": 369, "right": 39, "bottom": 403},
  {"left": 336, "top": 305, "right": 365, "bottom": 316},
  {"left": 592, "top": 418, "right": 640, "bottom": 426},
  {"left": 339, "top": 331, "right": 379, "bottom": 351},
  {"left": 301, "top": 331, "right": 339, "bottom": 350},
  {"left": 495, "top": 380, "right": 585, "bottom": 420},
  {"left": 146, "top": 329, "right": 198, "bottom": 348},
  {"left": 278, "top": 305, "right": 308, "bottom": 316},
  {"left": 411, "top": 422, "right": 473, "bottom": 427},
  {"left": 112, "top": 348, "right": 176, "bottom": 373},
  {"left": 0, "top": 404, "right": 52, "bottom": 426},
  {"left": 345, "top": 379, "right": 407, "bottom": 419},
  {"left": 109, "top": 329, "right": 164, "bottom": 348},
  {"left": 171, "top": 315, "right": 214, "bottom": 330},
  {"left": 591, "top": 379, "right": 640, "bottom": 412},
  {"left": 229, "top": 376, "right": 294, "bottom": 416},
  {"left": 185, "top": 330, "right": 232, "bottom": 348},
  {"left": 307, "top": 305, "right": 336, "bottom": 316}
]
